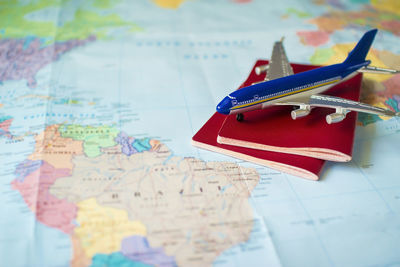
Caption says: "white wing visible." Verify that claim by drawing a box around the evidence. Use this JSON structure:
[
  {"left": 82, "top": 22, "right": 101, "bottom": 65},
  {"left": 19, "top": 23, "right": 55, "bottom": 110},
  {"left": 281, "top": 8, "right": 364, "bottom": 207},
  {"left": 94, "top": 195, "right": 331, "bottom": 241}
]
[
  {"left": 358, "top": 66, "right": 400, "bottom": 74},
  {"left": 308, "top": 94, "right": 398, "bottom": 117},
  {"left": 276, "top": 94, "right": 399, "bottom": 124},
  {"left": 266, "top": 38, "right": 294, "bottom": 80},
  {"left": 255, "top": 38, "right": 293, "bottom": 81}
]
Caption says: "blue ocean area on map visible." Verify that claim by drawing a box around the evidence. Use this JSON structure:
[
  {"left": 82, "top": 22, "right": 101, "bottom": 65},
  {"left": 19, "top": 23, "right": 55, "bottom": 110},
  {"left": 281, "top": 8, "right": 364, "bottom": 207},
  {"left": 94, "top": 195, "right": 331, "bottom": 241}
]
[{"left": 0, "top": 0, "right": 400, "bottom": 266}]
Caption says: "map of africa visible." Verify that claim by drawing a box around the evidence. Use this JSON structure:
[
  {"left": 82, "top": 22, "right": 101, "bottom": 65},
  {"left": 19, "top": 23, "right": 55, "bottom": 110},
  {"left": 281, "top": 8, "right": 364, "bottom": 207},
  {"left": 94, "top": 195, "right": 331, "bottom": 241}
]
[{"left": 1, "top": 0, "right": 400, "bottom": 267}]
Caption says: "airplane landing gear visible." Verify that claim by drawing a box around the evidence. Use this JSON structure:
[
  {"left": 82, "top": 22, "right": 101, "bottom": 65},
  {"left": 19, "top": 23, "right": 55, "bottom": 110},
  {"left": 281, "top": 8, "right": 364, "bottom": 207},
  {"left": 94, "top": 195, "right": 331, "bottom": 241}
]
[{"left": 236, "top": 113, "right": 244, "bottom": 122}]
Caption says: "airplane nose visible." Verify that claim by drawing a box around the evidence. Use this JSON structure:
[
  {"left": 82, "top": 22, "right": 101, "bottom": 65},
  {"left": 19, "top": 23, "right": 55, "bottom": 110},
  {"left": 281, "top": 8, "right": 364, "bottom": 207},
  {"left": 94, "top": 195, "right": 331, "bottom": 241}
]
[{"left": 216, "top": 96, "right": 232, "bottom": 115}]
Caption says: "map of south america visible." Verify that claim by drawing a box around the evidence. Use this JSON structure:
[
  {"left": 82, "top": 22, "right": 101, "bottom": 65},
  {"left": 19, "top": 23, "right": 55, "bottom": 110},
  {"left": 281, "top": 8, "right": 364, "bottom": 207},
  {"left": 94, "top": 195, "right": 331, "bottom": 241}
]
[{"left": 13, "top": 124, "right": 260, "bottom": 266}]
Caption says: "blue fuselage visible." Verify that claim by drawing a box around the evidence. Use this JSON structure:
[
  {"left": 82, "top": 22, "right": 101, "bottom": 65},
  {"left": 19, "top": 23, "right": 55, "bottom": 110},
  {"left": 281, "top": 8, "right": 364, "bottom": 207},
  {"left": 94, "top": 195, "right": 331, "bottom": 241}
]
[{"left": 216, "top": 61, "right": 369, "bottom": 115}]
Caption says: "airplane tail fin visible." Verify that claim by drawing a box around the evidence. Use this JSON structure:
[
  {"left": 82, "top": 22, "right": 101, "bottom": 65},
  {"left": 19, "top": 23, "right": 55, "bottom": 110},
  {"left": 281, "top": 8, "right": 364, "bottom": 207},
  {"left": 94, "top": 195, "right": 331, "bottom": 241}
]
[{"left": 343, "top": 29, "right": 377, "bottom": 65}]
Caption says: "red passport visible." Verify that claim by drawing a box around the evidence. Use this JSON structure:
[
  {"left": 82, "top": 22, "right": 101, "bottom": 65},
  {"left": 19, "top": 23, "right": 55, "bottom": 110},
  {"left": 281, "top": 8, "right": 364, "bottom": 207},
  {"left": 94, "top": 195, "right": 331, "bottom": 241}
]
[
  {"left": 192, "top": 112, "right": 325, "bottom": 180},
  {"left": 218, "top": 60, "right": 362, "bottom": 162}
]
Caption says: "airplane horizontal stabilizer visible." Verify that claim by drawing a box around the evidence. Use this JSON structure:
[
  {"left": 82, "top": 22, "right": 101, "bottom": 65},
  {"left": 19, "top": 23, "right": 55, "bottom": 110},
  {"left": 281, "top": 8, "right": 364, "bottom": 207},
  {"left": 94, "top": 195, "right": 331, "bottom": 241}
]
[{"left": 358, "top": 65, "right": 400, "bottom": 74}]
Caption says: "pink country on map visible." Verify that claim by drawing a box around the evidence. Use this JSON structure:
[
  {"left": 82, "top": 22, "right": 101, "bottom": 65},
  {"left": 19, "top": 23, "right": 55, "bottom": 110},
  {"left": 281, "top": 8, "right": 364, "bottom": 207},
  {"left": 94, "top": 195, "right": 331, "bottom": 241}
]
[
  {"left": 12, "top": 161, "right": 77, "bottom": 234},
  {"left": 297, "top": 30, "right": 330, "bottom": 46},
  {"left": 0, "top": 116, "right": 13, "bottom": 138},
  {"left": 232, "top": 0, "right": 252, "bottom": 3},
  {"left": 0, "top": 36, "right": 95, "bottom": 88}
]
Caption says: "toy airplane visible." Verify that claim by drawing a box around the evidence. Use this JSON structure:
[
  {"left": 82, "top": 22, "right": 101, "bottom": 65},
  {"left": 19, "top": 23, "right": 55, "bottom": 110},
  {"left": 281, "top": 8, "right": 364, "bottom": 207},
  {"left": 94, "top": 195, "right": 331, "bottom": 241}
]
[{"left": 216, "top": 29, "right": 400, "bottom": 123}]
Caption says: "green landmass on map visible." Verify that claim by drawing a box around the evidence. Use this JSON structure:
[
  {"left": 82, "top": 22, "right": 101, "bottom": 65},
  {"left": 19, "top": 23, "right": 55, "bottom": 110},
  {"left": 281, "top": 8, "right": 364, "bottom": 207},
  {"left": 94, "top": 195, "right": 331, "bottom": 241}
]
[{"left": 0, "top": 0, "right": 140, "bottom": 43}]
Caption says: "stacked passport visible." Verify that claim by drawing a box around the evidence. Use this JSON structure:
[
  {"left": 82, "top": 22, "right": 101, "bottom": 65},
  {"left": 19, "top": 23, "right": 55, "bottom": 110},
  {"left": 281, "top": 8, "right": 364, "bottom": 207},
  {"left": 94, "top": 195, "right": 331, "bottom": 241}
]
[{"left": 192, "top": 60, "right": 362, "bottom": 180}]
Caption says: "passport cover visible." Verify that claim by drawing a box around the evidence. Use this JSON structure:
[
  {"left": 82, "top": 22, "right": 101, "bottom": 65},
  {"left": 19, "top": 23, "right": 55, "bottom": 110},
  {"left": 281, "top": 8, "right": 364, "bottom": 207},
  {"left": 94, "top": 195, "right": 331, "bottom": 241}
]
[
  {"left": 217, "top": 60, "right": 362, "bottom": 162},
  {"left": 192, "top": 111, "right": 325, "bottom": 180}
]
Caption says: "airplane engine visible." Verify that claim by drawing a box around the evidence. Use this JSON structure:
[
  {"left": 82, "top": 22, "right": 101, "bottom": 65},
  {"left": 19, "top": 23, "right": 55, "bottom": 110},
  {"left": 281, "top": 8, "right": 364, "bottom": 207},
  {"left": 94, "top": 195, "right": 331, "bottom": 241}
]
[
  {"left": 326, "top": 113, "right": 346, "bottom": 124},
  {"left": 255, "top": 64, "right": 269, "bottom": 75},
  {"left": 291, "top": 108, "right": 310, "bottom": 120}
]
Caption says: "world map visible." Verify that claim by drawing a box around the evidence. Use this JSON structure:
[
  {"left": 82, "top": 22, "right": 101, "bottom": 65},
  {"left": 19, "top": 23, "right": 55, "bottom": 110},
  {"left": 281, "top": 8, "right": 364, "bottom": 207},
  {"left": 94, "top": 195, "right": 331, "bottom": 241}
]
[{"left": 1, "top": 0, "right": 400, "bottom": 266}]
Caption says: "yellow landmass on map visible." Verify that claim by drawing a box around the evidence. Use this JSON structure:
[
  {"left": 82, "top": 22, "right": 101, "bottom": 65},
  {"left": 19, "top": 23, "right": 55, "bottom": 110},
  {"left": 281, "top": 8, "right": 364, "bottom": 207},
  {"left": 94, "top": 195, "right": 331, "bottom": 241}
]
[
  {"left": 371, "top": 0, "right": 400, "bottom": 16},
  {"left": 153, "top": 0, "right": 186, "bottom": 9},
  {"left": 74, "top": 198, "right": 146, "bottom": 258}
]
